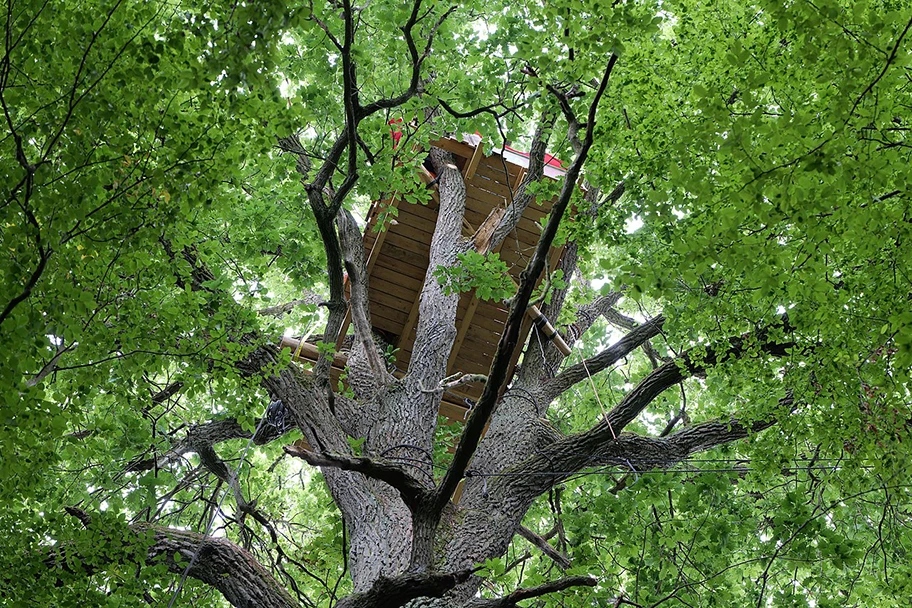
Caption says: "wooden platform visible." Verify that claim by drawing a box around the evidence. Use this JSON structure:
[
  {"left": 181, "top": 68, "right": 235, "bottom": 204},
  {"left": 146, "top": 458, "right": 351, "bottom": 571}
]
[{"left": 289, "top": 137, "right": 568, "bottom": 424}]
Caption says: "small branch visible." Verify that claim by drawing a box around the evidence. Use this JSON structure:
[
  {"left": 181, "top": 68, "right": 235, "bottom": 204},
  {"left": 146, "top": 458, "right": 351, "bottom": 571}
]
[
  {"left": 516, "top": 525, "right": 571, "bottom": 569},
  {"left": 64, "top": 506, "right": 93, "bottom": 528},
  {"left": 544, "top": 315, "right": 665, "bottom": 402},
  {"left": 276, "top": 134, "right": 313, "bottom": 179},
  {"left": 420, "top": 372, "right": 488, "bottom": 394},
  {"left": 257, "top": 291, "right": 324, "bottom": 316},
  {"left": 27, "top": 342, "right": 75, "bottom": 387},
  {"left": 846, "top": 14, "right": 912, "bottom": 121}
]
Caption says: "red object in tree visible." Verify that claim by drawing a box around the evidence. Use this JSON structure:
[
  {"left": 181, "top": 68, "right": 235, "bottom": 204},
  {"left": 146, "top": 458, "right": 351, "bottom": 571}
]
[
  {"left": 504, "top": 144, "right": 565, "bottom": 169},
  {"left": 389, "top": 118, "right": 403, "bottom": 148}
]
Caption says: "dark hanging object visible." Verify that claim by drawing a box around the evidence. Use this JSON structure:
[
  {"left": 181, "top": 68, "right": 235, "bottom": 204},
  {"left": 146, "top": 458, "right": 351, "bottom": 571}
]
[{"left": 265, "top": 399, "right": 291, "bottom": 431}]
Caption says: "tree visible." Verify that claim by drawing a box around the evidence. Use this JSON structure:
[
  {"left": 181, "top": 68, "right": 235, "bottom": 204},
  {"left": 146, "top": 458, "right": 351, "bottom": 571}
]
[{"left": 3, "top": 0, "right": 912, "bottom": 606}]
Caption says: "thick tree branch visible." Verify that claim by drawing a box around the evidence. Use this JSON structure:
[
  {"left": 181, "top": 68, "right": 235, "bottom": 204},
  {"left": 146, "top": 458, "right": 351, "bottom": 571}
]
[
  {"left": 401, "top": 146, "right": 469, "bottom": 568},
  {"left": 54, "top": 509, "right": 297, "bottom": 608},
  {"left": 404, "top": 146, "right": 467, "bottom": 400},
  {"left": 443, "top": 322, "right": 795, "bottom": 578},
  {"left": 543, "top": 314, "right": 665, "bottom": 402},
  {"left": 283, "top": 444, "right": 432, "bottom": 511},
  {"left": 148, "top": 526, "right": 298, "bottom": 608},
  {"left": 451, "top": 394, "right": 795, "bottom": 581},
  {"left": 512, "top": 364, "right": 795, "bottom": 504}
]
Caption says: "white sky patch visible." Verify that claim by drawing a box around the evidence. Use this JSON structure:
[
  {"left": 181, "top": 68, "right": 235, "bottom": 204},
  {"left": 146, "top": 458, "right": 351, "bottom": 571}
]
[
  {"left": 625, "top": 215, "right": 643, "bottom": 233},
  {"left": 472, "top": 20, "right": 494, "bottom": 41}
]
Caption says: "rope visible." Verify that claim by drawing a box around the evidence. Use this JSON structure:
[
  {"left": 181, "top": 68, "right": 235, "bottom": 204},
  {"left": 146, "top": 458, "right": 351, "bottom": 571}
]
[
  {"left": 538, "top": 324, "right": 616, "bottom": 440},
  {"left": 581, "top": 356, "right": 617, "bottom": 440}
]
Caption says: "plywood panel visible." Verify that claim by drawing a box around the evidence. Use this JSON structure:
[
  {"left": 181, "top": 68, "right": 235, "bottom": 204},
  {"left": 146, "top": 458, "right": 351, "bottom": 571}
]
[
  {"left": 377, "top": 237, "right": 431, "bottom": 271},
  {"left": 372, "top": 261, "right": 425, "bottom": 292},
  {"left": 434, "top": 138, "right": 477, "bottom": 159}
]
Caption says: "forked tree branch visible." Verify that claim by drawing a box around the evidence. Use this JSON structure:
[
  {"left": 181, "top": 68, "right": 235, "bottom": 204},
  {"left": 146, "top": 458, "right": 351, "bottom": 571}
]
[
  {"left": 288, "top": 1, "right": 457, "bottom": 385},
  {"left": 357, "top": 3, "right": 458, "bottom": 118},
  {"left": 479, "top": 393, "right": 795, "bottom": 537}
]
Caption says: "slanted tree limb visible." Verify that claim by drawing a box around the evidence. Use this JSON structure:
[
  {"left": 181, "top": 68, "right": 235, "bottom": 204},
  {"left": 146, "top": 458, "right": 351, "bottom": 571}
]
[
  {"left": 425, "top": 58, "right": 619, "bottom": 580},
  {"left": 436, "top": 56, "right": 619, "bottom": 511},
  {"left": 516, "top": 525, "right": 571, "bottom": 569},
  {"left": 594, "top": 326, "right": 794, "bottom": 438},
  {"left": 284, "top": 444, "right": 432, "bottom": 511},
  {"left": 337, "top": 208, "right": 388, "bottom": 390},
  {"left": 488, "top": 108, "right": 557, "bottom": 251}
]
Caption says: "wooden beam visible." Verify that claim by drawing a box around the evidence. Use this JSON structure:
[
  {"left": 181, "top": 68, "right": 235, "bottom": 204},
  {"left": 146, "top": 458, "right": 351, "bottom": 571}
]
[
  {"left": 365, "top": 198, "right": 401, "bottom": 276},
  {"left": 395, "top": 283, "right": 423, "bottom": 355},
  {"left": 433, "top": 137, "right": 476, "bottom": 159},
  {"left": 511, "top": 167, "right": 527, "bottom": 200},
  {"left": 463, "top": 142, "right": 484, "bottom": 182},
  {"left": 447, "top": 291, "right": 481, "bottom": 375}
]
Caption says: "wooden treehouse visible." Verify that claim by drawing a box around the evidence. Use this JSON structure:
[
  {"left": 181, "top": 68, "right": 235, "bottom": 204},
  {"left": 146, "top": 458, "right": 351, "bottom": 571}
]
[{"left": 282, "top": 136, "right": 571, "bottom": 424}]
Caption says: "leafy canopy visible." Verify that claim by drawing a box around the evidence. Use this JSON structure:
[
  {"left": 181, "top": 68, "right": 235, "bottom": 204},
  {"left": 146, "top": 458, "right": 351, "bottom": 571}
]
[{"left": 2, "top": 0, "right": 912, "bottom": 606}]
